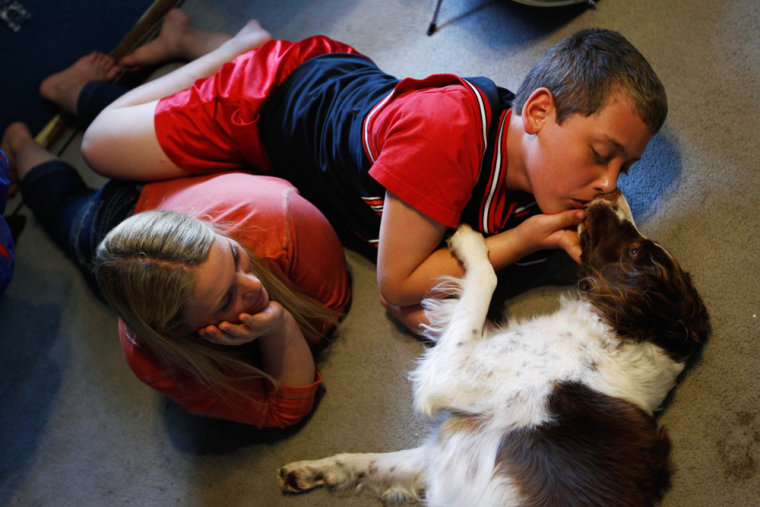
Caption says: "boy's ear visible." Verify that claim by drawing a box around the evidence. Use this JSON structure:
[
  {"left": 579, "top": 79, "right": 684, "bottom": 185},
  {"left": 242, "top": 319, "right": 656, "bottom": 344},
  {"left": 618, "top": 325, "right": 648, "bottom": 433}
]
[{"left": 521, "top": 87, "right": 556, "bottom": 134}]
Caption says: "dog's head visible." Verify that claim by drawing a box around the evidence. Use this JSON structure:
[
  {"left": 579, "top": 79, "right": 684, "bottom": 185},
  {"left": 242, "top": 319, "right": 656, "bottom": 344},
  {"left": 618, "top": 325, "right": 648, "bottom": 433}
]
[{"left": 578, "top": 190, "right": 711, "bottom": 362}]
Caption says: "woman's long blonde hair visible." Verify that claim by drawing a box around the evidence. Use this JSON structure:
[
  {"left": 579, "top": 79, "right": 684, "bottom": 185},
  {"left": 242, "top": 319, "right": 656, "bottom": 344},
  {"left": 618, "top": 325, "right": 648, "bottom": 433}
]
[{"left": 93, "top": 210, "right": 339, "bottom": 395}]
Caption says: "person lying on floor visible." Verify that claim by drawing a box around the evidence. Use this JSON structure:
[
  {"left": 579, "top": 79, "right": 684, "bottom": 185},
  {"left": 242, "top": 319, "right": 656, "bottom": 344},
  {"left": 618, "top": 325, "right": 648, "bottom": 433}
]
[
  {"left": 2, "top": 34, "right": 350, "bottom": 428},
  {"left": 79, "top": 9, "right": 666, "bottom": 335}
]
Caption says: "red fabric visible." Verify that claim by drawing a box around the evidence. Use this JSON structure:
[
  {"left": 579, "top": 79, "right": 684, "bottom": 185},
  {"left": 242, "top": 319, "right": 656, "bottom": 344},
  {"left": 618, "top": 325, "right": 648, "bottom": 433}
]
[
  {"left": 120, "top": 322, "right": 323, "bottom": 428},
  {"left": 154, "top": 37, "right": 492, "bottom": 233},
  {"left": 365, "top": 76, "right": 488, "bottom": 228},
  {"left": 155, "top": 36, "right": 361, "bottom": 175},
  {"left": 122, "top": 172, "right": 350, "bottom": 427}
]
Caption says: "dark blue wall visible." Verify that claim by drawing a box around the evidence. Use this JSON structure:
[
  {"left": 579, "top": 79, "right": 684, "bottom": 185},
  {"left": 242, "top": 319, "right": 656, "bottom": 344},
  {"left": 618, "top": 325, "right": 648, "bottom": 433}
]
[{"left": 1, "top": 0, "right": 153, "bottom": 134}]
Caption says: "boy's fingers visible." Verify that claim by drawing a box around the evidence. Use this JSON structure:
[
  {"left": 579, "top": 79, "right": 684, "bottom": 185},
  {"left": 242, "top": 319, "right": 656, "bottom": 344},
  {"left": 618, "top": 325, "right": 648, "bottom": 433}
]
[
  {"left": 563, "top": 209, "right": 587, "bottom": 227},
  {"left": 564, "top": 235, "right": 583, "bottom": 264},
  {"left": 538, "top": 209, "right": 586, "bottom": 233}
]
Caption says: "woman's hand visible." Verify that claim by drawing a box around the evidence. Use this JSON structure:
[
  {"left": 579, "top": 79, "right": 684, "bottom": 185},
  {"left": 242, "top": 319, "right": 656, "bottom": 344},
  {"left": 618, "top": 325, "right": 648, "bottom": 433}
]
[
  {"left": 197, "top": 301, "right": 290, "bottom": 346},
  {"left": 198, "top": 300, "right": 316, "bottom": 386}
]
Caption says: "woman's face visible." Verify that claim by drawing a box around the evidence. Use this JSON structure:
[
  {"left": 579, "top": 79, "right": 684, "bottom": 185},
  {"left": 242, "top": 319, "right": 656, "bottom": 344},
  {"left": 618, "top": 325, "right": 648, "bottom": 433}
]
[{"left": 182, "top": 233, "right": 270, "bottom": 333}]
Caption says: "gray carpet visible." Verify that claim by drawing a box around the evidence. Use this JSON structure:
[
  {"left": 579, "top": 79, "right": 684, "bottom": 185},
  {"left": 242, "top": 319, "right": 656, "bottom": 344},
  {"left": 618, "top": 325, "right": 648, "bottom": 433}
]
[{"left": 2, "top": 0, "right": 759, "bottom": 505}]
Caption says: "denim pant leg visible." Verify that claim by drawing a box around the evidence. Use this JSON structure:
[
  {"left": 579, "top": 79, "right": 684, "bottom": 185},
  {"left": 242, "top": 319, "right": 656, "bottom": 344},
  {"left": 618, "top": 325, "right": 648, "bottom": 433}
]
[
  {"left": 20, "top": 160, "right": 141, "bottom": 299},
  {"left": 76, "top": 81, "right": 129, "bottom": 128}
]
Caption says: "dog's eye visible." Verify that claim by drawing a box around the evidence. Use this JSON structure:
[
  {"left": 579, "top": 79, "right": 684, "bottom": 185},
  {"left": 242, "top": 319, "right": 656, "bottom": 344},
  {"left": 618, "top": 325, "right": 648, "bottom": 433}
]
[{"left": 629, "top": 243, "right": 641, "bottom": 258}]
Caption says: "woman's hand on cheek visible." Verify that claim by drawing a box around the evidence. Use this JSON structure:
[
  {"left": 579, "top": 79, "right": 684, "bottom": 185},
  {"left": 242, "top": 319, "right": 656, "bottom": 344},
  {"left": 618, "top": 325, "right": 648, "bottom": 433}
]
[{"left": 197, "top": 301, "right": 288, "bottom": 346}]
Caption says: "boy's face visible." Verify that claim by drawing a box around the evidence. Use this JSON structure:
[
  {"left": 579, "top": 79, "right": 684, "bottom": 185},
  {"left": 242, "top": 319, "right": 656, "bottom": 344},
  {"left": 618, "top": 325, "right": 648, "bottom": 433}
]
[{"left": 524, "top": 94, "right": 652, "bottom": 215}]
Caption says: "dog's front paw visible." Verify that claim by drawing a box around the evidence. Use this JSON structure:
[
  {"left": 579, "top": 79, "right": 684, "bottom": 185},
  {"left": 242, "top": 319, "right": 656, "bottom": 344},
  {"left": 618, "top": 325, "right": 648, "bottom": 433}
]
[
  {"left": 278, "top": 461, "right": 327, "bottom": 493},
  {"left": 448, "top": 225, "right": 488, "bottom": 268}
]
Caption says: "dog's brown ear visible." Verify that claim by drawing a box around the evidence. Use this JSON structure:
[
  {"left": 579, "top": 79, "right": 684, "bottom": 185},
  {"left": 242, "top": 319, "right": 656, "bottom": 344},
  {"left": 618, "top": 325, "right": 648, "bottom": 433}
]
[{"left": 580, "top": 263, "right": 710, "bottom": 362}]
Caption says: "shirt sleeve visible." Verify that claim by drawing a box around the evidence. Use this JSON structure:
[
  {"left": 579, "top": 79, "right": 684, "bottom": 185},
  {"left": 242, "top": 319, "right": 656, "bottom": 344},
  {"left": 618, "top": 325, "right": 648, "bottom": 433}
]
[
  {"left": 119, "top": 321, "right": 322, "bottom": 428},
  {"left": 368, "top": 85, "right": 485, "bottom": 228}
]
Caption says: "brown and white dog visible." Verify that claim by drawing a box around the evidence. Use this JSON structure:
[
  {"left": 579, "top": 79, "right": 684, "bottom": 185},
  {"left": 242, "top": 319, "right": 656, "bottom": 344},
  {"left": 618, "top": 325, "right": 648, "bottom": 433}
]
[{"left": 279, "top": 190, "right": 710, "bottom": 506}]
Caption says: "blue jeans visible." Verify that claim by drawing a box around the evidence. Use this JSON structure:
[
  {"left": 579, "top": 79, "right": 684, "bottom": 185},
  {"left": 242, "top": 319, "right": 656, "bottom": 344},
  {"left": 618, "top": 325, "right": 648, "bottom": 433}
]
[{"left": 19, "top": 82, "right": 142, "bottom": 298}]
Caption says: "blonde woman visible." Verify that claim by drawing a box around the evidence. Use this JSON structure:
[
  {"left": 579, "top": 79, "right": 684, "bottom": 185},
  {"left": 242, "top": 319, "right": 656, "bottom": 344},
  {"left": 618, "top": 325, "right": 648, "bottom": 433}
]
[
  {"left": 0, "top": 11, "right": 351, "bottom": 428},
  {"left": 2, "top": 122, "right": 350, "bottom": 428}
]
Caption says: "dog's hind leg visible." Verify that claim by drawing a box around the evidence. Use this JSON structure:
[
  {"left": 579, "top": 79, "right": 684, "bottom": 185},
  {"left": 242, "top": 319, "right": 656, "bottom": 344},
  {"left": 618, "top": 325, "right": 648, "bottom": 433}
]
[{"left": 278, "top": 446, "right": 427, "bottom": 503}]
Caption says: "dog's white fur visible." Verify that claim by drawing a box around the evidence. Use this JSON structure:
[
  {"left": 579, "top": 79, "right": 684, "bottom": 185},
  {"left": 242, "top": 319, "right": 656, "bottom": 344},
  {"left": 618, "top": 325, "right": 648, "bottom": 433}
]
[{"left": 278, "top": 194, "right": 705, "bottom": 505}]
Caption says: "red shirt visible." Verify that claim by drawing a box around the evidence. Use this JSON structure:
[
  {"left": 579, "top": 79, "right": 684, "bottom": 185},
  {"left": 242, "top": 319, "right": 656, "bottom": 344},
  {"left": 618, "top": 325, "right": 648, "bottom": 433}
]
[
  {"left": 121, "top": 172, "right": 350, "bottom": 427},
  {"left": 154, "top": 38, "right": 514, "bottom": 245},
  {"left": 364, "top": 76, "right": 489, "bottom": 229}
]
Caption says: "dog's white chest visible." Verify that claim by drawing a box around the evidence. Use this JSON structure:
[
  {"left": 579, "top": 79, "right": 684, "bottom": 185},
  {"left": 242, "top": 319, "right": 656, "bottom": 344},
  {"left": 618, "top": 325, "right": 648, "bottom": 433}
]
[{"left": 457, "top": 301, "right": 612, "bottom": 424}]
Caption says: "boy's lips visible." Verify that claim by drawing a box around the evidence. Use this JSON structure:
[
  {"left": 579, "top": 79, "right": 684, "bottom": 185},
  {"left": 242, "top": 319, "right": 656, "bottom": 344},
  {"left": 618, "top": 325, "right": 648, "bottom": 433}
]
[{"left": 572, "top": 199, "right": 589, "bottom": 209}]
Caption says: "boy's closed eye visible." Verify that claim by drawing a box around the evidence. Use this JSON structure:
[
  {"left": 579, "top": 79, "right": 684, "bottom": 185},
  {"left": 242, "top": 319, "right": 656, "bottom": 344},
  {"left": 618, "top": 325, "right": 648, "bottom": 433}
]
[
  {"left": 590, "top": 146, "right": 635, "bottom": 175},
  {"left": 590, "top": 146, "right": 612, "bottom": 165}
]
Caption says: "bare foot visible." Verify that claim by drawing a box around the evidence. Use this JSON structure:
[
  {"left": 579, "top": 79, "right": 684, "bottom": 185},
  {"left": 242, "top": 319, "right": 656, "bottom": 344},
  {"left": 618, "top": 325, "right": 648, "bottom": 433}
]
[
  {"left": 119, "top": 8, "right": 191, "bottom": 67},
  {"left": 120, "top": 9, "right": 272, "bottom": 66},
  {"left": 1, "top": 122, "right": 57, "bottom": 196},
  {"left": 39, "top": 52, "right": 122, "bottom": 113}
]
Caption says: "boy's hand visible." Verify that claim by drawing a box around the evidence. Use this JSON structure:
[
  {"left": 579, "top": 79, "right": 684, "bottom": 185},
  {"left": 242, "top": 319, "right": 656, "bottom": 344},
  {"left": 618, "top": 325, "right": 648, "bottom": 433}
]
[
  {"left": 518, "top": 209, "right": 586, "bottom": 264},
  {"left": 197, "top": 301, "right": 289, "bottom": 346}
]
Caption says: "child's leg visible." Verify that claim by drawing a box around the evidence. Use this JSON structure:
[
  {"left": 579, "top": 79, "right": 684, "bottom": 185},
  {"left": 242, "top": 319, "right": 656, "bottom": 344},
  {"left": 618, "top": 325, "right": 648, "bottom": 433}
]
[
  {"left": 75, "top": 82, "right": 130, "bottom": 128},
  {"left": 38, "top": 8, "right": 242, "bottom": 119},
  {"left": 103, "top": 17, "right": 271, "bottom": 111},
  {"left": 39, "top": 52, "right": 122, "bottom": 115},
  {"left": 118, "top": 9, "right": 232, "bottom": 68},
  {"left": 1, "top": 123, "right": 56, "bottom": 180},
  {"left": 81, "top": 18, "right": 272, "bottom": 181},
  {"left": 3, "top": 123, "right": 139, "bottom": 297}
]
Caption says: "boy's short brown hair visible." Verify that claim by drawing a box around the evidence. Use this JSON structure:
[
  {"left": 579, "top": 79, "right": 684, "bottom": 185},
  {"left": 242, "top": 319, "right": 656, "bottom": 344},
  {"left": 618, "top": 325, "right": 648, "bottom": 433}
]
[{"left": 513, "top": 28, "right": 667, "bottom": 135}]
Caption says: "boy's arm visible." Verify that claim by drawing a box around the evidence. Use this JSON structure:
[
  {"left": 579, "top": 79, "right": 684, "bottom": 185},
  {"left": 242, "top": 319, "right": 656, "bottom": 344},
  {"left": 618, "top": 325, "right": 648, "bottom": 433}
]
[
  {"left": 376, "top": 191, "right": 459, "bottom": 308},
  {"left": 377, "top": 191, "right": 585, "bottom": 331}
]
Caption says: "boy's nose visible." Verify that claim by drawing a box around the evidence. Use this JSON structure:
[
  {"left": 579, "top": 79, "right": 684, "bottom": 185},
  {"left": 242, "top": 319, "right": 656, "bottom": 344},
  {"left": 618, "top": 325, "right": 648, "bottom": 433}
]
[{"left": 593, "top": 165, "right": 620, "bottom": 193}]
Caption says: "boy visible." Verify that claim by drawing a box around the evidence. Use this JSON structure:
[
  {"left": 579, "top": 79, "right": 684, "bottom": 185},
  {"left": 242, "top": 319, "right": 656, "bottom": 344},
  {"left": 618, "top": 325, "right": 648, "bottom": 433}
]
[{"left": 79, "top": 10, "right": 666, "bottom": 333}]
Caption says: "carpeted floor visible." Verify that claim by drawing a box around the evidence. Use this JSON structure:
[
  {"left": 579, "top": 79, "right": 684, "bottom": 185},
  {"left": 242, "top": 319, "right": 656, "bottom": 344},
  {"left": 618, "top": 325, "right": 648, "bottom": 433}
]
[{"left": 1, "top": 0, "right": 758, "bottom": 505}]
